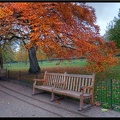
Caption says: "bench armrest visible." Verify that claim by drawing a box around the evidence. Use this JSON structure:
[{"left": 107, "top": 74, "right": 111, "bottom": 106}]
[
  {"left": 33, "top": 79, "right": 44, "bottom": 86},
  {"left": 80, "top": 86, "right": 93, "bottom": 94}
]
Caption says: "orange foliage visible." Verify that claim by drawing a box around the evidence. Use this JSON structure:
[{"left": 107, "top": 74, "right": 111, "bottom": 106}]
[{"left": 0, "top": 2, "right": 118, "bottom": 72}]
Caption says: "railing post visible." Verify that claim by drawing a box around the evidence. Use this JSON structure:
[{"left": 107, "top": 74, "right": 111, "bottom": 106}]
[
  {"left": 110, "top": 79, "right": 113, "bottom": 109},
  {"left": 36, "top": 73, "right": 38, "bottom": 78},
  {"left": 19, "top": 71, "right": 21, "bottom": 84},
  {"left": 8, "top": 70, "right": 9, "bottom": 79}
]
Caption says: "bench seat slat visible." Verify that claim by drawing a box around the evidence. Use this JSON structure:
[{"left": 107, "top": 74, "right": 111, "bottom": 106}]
[
  {"left": 34, "top": 85, "right": 53, "bottom": 92},
  {"left": 53, "top": 88, "right": 92, "bottom": 98}
]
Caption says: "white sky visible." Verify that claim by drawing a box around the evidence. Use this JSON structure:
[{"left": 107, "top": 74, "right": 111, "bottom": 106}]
[{"left": 86, "top": 2, "right": 120, "bottom": 36}]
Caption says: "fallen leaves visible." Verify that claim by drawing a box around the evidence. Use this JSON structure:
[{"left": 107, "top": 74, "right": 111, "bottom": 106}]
[{"left": 94, "top": 101, "right": 101, "bottom": 107}]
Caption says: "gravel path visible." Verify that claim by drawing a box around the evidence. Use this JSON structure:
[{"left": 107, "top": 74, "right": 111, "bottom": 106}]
[{"left": 0, "top": 80, "right": 120, "bottom": 117}]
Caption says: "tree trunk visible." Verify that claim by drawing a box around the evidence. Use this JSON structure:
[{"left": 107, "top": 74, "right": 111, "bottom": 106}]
[
  {"left": 28, "top": 46, "right": 40, "bottom": 74},
  {"left": 0, "top": 45, "right": 3, "bottom": 69},
  {"left": 0, "top": 54, "right": 3, "bottom": 69}
]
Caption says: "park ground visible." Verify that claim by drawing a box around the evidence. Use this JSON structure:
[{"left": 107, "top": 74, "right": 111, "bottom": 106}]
[
  {"left": 0, "top": 80, "right": 120, "bottom": 117},
  {"left": 2, "top": 59, "right": 120, "bottom": 113}
]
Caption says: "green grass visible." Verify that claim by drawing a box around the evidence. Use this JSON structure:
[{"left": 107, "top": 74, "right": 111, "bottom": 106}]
[
  {"left": 3, "top": 59, "right": 87, "bottom": 71},
  {"left": 3, "top": 59, "right": 120, "bottom": 80}
]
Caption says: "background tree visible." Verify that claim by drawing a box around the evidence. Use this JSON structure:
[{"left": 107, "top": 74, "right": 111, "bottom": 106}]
[
  {"left": 2, "top": 43, "right": 15, "bottom": 64},
  {"left": 14, "top": 42, "right": 28, "bottom": 63},
  {"left": 104, "top": 8, "right": 120, "bottom": 54}
]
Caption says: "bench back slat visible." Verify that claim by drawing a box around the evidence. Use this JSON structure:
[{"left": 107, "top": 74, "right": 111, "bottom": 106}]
[
  {"left": 43, "top": 71, "right": 65, "bottom": 88},
  {"left": 87, "top": 78, "right": 92, "bottom": 93},
  {"left": 64, "top": 73, "right": 95, "bottom": 94},
  {"left": 75, "top": 77, "right": 79, "bottom": 91}
]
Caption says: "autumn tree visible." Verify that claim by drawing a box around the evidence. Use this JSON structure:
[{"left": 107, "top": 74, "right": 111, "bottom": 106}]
[
  {"left": 36, "top": 48, "right": 47, "bottom": 61},
  {"left": 0, "top": 2, "right": 118, "bottom": 73},
  {"left": 0, "top": 2, "right": 40, "bottom": 73}
]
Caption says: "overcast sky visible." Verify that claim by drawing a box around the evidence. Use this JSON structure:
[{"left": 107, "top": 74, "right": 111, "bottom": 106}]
[{"left": 86, "top": 2, "right": 120, "bottom": 36}]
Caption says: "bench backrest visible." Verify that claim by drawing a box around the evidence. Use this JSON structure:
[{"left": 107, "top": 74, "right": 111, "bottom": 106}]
[
  {"left": 42, "top": 71, "right": 95, "bottom": 94},
  {"left": 63, "top": 73, "right": 95, "bottom": 94},
  {"left": 43, "top": 71, "right": 65, "bottom": 87}
]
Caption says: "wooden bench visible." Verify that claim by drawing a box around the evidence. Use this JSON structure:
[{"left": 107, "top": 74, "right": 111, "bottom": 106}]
[
  {"left": 32, "top": 71, "right": 66, "bottom": 95},
  {"left": 51, "top": 72, "right": 95, "bottom": 111},
  {"left": 0, "top": 68, "right": 7, "bottom": 80},
  {"left": 33, "top": 71, "right": 95, "bottom": 111}
]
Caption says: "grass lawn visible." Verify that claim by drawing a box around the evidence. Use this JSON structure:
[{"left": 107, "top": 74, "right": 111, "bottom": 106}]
[
  {"left": 3, "top": 59, "right": 120, "bottom": 80},
  {"left": 3, "top": 59, "right": 87, "bottom": 71}
]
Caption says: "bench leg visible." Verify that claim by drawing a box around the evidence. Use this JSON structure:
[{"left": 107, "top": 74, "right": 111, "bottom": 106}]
[
  {"left": 32, "top": 87, "right": 36, "bottom": 95},
  {"left": 51, "top": 93, "right": 54, "bottom": 101},
  {"left": 78, "top": 96, "right": 93, "bottom": 111},
  {"left": 90, "top": 96, "right": 92, "bottom": 104},
  {"left": 79, "top": 95, "right": 84, "bottom": 111},
  {"left": 51, "top": 91, "right": 55, "bottom": 101},
  {"left": 51, "top": 92, "right": 64, "bottom": 102},
  {"left": 32, "top": 88, "right": 46, "bottom": 95}
]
